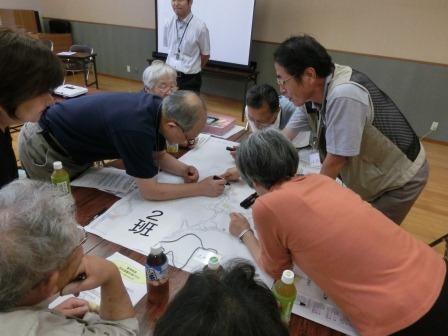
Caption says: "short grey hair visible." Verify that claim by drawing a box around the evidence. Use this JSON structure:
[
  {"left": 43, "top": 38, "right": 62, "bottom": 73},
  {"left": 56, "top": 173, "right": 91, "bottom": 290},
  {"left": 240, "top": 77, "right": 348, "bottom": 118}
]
[
  {"left": 142, "top": 60, "right": 177, "bottom": 90},
  {"left": 236, "top": 129, "right": 298, "bottom": 189},
  {"left": 162, "top": 90, "right": 206, "bottom": 131},
  {"left": 0, "top": 180, "right": 80, "bottom": 311}
]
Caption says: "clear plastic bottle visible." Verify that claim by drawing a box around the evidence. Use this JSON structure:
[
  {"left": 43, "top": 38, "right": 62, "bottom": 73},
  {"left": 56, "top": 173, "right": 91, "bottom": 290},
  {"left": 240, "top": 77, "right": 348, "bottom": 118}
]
[
  {"left": 203, "top": 256, "right": 224, "bottom": 276},
  {"left": 51, "top": 161, "right": 71, "bottom": 195},
  {"left": 166, "top": 142, "right": 178, "bottom": 153},
  {"left": 272, "top": 269, "right": 297, "bottom": 324},
  {"left": 145, "top": 244, "right": 169, "bottom": 304}
]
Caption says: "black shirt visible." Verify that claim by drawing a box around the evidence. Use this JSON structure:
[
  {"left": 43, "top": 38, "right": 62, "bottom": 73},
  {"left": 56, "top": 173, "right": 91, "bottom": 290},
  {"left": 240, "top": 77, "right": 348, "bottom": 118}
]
[
  {"left": 0, "top": 127, "right": 18, "bottom": 188},
  {"left": 39, "top": 92, "right": 166, "bottom": 179}
]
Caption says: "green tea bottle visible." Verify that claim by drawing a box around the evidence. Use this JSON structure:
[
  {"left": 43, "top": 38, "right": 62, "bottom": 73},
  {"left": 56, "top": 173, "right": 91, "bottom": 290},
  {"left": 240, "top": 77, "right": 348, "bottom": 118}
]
[
  {"left": 272, "top": 269, "right": 297, "bottom": 324},
  {"left": 51, "top": 161, "right": 71, "bottom": 195}
]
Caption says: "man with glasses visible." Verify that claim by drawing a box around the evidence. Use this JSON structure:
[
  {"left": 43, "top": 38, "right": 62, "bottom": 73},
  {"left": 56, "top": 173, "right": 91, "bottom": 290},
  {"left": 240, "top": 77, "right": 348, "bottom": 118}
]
[
  {"left": 19, "top": 91, "right": 226, "bottom": 201},
  {"left": 0, "top": 179, "right": 138, "bottom": 335},
  {"left": 245, "top": 84, "right": 310, "bottom": 146},
  {"left": 273, "top": 35, "right": 428, "bottom": 224}
]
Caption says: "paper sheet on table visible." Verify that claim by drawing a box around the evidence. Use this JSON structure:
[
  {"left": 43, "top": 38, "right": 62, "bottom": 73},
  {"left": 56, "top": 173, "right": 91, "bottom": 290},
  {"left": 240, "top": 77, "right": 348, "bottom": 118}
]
[
  {"left": 292, "top": 266, "right": 359, "bottom": 336},
  {"left": 57, "top": 51, "right": 76, "bottom": 56},
  {"left": 211, "top": 125, "right": 244, "bottom": 139},
  {"left": 86, "top": 137, "right": 260, "bottom": 274},
  {"left": 71, "top": 167, "right": 136, "bottom": 197},
  {"left": 49, "top": 252, "right": 147, "bottom": 309}
]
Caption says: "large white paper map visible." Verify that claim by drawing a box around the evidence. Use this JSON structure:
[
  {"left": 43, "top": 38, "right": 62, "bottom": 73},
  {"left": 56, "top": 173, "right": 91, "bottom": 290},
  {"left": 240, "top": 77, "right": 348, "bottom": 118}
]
[
  {"left": 85, "top": 135, "right": 358, "bottom": 335},
  {"left": 86, "top": 136, "right": 256, "bottom": 273}
]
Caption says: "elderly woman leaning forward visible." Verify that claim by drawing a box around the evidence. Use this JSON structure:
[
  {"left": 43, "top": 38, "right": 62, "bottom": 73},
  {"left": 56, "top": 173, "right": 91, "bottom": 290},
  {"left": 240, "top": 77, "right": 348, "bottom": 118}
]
[{"left": 229, "top": 129, "right": 448, "bottom": 336}]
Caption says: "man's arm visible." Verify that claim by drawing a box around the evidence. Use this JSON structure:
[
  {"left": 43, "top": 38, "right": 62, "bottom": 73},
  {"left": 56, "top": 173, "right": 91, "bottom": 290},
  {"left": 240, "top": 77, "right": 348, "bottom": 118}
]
[
  {"left": 320, "top": 153, "right": 348, "bottom": 179},
  {"left": 154, "top": 150, "right": 190, "bottom": 178},
  {"left": 200, "top": 54, "right": 210, "bottom": 68},
  {"left": 282, "top": 127, "right": 300, "bottom": 141}
]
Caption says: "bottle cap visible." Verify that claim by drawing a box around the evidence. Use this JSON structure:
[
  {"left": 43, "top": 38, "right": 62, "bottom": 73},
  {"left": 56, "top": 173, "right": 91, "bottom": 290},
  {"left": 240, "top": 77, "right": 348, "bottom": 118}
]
[
  {"left": 150, "top": 243, "right": 163, "bottom": 255},
  {"left": 281, "top": 270, "right": 294, "bottom": 285},
  {"left": 53, "top": 161, "right": 62, "bottom": 170},
  {"left": 207, "top": 256, "right": 220, "bottom": 270}
]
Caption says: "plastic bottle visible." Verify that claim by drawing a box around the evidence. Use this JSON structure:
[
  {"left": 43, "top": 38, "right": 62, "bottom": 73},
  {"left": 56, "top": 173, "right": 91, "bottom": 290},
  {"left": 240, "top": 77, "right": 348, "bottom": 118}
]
[
  {"left": 145, "top": 244, "right": 169, "bottom": 304},
  {"left": 51, "top": 161, "right": 71, "bottom": 195},
  {"left": 272, "top": 269, "right": 297, "bottom": 324},
  {"left": 166, "top": 142, "right": 178, "bottom": 153},
  {"left": 203, "top": 256, "right": 224, "bottom": 276}
]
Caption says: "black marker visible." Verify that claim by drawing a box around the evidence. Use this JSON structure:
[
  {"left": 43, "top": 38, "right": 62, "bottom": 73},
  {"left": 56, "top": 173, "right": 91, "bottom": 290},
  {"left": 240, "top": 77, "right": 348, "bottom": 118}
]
[
  {"left": 226, "top": 146, "right": 237, "bottom": 151},
  {"left": 240, "top": 192, "right": 258, "bottom": 209},
  {"left": 213, "top": 175, "right": 230, "bottom": 185}
]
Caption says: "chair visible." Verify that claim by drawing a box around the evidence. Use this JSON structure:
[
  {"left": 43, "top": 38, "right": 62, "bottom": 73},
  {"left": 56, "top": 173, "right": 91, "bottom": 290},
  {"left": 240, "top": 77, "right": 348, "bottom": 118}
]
[{"left": 63, "top": 44, "right": 94, "bottom": 85}]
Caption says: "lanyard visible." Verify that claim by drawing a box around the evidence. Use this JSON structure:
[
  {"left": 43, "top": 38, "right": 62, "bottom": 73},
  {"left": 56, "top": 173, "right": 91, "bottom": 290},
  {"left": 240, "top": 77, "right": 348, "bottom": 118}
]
[{"left": 175, "top": 15, "right": 194, "bottom": 57}]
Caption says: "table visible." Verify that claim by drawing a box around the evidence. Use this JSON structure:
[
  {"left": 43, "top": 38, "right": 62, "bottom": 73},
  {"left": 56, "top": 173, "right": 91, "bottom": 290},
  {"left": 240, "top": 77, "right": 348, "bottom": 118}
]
[
  {"left": 74, "top": 130, "right": 344, "bottom": 336},
  {"left": 58, "top": 52, "right": 99, "bottom": 88}
]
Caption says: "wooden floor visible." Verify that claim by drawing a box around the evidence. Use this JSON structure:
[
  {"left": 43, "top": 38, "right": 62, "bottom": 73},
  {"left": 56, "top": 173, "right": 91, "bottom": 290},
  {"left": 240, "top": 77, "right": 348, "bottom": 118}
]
[{"left": 13, "top": 73, "right": 448, "bottom": 253}]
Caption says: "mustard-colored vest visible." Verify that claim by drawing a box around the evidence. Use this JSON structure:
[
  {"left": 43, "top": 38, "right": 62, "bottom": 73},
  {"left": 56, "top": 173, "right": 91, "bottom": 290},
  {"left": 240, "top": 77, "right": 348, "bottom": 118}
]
[{"left": 312, "top": 64, "right": 425, "bottom": 201}]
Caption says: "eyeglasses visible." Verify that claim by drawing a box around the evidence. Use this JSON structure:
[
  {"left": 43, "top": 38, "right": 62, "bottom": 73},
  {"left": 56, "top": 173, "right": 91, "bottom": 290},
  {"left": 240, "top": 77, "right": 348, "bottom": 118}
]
[
  {"left": 247, "top": 112, "right": 278, "bottom": 129},
  {"left": 155, "top": 83, "right": 178, "bottom": 93},
  {"left": 276, "top": 76, "right": 294, "bottom": 87},
  {"left": 175, "top": 122, "right": 196, "bottom": 146}
]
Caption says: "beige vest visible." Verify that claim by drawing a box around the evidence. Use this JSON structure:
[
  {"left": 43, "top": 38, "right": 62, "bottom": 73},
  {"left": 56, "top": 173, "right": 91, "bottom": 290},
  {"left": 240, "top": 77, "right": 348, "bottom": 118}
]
[{"left": 316, "top": 64, "right": 426, "bottom": 201}]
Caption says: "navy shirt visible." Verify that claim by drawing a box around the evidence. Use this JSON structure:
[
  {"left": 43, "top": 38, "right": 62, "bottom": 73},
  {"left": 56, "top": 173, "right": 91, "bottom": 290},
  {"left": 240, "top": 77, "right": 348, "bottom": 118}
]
[
  {"left": 0, "top": 127, "right": 18, "bottom": 188},
  {"left": 39, "top": 92, "right": 165, "bottom": 179}
]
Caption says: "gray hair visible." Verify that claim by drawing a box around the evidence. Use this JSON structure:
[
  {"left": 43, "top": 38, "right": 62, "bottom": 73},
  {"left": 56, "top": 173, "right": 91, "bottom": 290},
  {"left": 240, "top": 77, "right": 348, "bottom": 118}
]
[
  {"left": 142, "top": 60, "right": 177, "bottom": 90},
  {"left": 236, "top": 129, "right": 298, "bottom": 189},
  {"left": 0, "top": 180, "right": 80, "bottom": 311},
  {"left": 162, "top": 90, "right": 206, "bottom": 131}
]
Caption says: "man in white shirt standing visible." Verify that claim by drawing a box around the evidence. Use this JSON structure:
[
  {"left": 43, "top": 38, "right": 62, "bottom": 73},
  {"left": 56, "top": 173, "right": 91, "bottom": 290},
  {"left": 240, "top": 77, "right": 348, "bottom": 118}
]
[{"left": 163, "top": 0, "right": 210, "bottom": 92}]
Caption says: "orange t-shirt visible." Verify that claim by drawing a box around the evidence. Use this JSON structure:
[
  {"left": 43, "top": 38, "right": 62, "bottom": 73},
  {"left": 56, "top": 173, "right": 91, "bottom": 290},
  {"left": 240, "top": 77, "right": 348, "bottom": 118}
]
[{"left": 253, "top": 175, "right": 445, "bottom": 336}]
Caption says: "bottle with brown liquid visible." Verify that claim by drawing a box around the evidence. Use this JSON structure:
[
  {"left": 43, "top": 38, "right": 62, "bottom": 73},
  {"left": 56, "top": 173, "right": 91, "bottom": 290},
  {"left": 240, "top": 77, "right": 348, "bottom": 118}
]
[{"left": 145, "top": 244, "right": 169, "bottom": 304}]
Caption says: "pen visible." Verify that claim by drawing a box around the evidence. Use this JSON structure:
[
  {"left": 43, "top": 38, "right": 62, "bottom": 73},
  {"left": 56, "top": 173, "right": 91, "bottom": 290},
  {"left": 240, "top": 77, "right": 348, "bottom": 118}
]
[
  {"left": 213, "top": 175, "right": 230, "bottom": 185},
  {"left": 226, "top": 146, "right": 237, "bottom": 151}
]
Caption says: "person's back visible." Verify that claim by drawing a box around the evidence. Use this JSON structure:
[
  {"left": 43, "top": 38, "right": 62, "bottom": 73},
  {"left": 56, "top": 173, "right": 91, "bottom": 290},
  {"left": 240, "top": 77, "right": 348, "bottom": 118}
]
[
  {"left": 254, "top": 174, "right": 445, "bottom": 335},
  {"left": 39, "top": 91, "right": 162, "bottom": 163}
]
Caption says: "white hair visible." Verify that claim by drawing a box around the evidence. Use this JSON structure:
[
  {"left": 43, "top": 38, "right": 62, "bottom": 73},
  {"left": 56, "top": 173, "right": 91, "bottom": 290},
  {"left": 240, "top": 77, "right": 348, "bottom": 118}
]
[
  {"left": 142, "top": 60, "right": 177, "bottom": 90},
  {"left": 162, "top": 90, "right": 206, "bottom": 131},
  {"left": 0, "top": 180, "right": 80, "bottom": 310}
]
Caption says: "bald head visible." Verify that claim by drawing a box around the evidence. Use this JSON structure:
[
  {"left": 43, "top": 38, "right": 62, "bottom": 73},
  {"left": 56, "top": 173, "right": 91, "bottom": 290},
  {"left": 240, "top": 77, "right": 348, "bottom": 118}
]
[{"left": 162, "top": 90, "right": 207, "bottom": 131}]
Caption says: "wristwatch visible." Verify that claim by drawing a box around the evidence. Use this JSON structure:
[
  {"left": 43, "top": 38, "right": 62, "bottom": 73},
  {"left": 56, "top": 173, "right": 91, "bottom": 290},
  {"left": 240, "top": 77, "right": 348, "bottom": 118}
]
[{"left": 238, "top": 228, "right": 253, "bottom": 242}]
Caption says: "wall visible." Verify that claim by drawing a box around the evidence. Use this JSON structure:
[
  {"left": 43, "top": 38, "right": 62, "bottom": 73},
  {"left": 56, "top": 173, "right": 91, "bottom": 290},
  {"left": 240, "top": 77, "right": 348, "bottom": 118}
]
[
  {"left": 253, "top": 0, "right": 448, "bottom": 65},
  {"left": 0, "top": 0, "right": 41, "bottom": 11},
  {"left": 38, "top": 0, "right": 448, "bottom": 141}
]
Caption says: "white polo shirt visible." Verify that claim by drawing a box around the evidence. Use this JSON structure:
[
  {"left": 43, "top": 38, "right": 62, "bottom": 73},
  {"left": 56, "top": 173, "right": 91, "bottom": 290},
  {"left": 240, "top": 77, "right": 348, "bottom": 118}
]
[{"left": 163, "top": 12, "right": 210, "bottom": 74}]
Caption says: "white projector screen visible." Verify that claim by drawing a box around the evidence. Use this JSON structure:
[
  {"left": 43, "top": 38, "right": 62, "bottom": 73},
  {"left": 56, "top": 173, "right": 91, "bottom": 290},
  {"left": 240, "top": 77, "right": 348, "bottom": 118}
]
[{"left": 155, "top": 0, "right": 256, "bottom": 69}]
